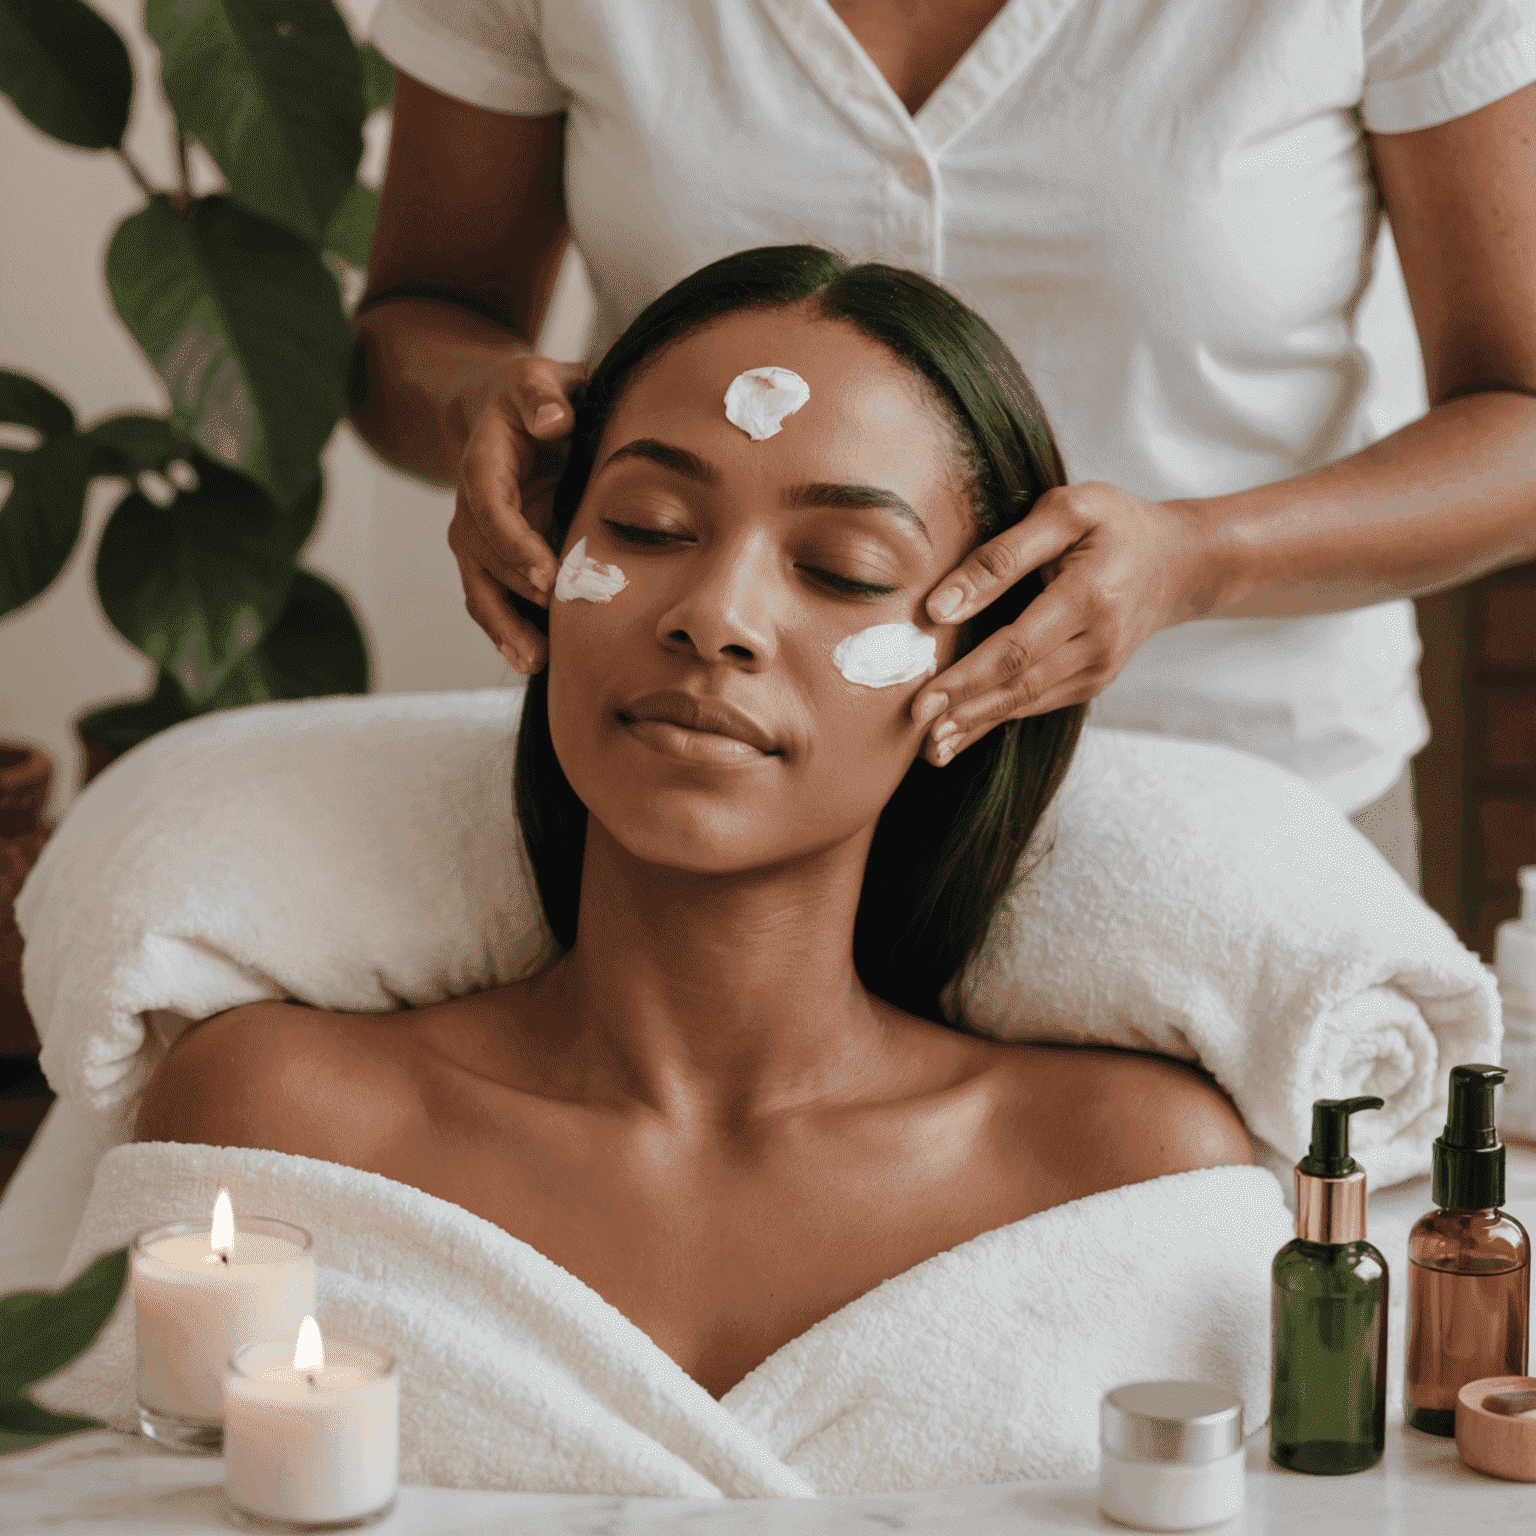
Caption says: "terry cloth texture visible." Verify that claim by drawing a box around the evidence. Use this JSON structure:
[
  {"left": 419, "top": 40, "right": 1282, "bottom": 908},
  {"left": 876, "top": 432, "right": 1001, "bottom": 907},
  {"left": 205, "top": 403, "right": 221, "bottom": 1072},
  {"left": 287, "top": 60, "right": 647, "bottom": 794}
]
[
  {"left": 30, "top": 1143, "right": 1292, "bottom": 1494},
  {"left": 14, "top": 689, "right": 1497, "bottom": 1195}
]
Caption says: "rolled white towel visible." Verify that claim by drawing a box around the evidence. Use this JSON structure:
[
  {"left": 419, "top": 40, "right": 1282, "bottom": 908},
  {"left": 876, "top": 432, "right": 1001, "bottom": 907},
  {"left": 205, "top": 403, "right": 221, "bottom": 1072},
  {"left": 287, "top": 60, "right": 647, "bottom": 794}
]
[
  {"left": 10, "top": 689, "right": 1496, "bottom": 1222},
  {"left": 945, "top": 726, "right": 1500, "bottom": 1190}
]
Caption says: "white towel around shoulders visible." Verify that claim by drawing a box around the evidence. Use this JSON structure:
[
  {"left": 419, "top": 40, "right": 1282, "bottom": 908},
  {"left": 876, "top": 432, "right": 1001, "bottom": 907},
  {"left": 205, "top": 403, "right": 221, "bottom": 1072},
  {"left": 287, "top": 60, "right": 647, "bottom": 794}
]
[{"left": 29, "top": 1142, "right": 1292, "bottom": 1494}]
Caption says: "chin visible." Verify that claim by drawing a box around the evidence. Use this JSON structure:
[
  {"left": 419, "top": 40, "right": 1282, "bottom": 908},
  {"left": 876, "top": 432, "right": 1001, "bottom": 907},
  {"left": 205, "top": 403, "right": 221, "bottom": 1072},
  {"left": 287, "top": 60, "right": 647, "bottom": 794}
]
[{"left": 588, "top": 787, "right": 791, "bottom": 877}]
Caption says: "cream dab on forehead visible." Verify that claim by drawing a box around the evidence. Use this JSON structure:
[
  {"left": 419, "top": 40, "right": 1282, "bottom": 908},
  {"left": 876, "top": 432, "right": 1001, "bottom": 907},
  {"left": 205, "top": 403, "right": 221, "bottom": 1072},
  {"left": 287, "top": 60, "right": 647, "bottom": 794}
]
[
  {"left": 554, "top": 536, "right": 628, "bottom": 603},
  {"left": 833, "top": 622, "right": 938, "bottom": 689},
  {"left": 723, "top": 367, "right": 810, "bottom": 441}
]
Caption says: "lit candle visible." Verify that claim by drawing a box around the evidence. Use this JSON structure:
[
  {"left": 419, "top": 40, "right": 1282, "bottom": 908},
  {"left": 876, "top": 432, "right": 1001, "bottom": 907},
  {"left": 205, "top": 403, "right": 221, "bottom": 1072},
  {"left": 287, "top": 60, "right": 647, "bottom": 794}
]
[
  {"left": 223, "top": 1316, "right": 400, "bottom": 1531},
  {"left": 132, "top": 1189, "right": 316, "bottom": 1452}
]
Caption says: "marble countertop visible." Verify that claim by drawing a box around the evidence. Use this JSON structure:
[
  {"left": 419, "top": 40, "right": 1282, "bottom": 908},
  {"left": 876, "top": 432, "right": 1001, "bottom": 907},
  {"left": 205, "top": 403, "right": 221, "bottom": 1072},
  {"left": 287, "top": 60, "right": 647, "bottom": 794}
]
[{"left": 2, "top": 1417, "right": 1532, "bottom": 1534}]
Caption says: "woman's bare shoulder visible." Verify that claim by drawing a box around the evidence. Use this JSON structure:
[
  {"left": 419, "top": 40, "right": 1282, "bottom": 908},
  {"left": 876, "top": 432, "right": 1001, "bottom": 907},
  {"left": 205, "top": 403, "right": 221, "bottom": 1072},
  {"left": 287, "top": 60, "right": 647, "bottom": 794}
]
[
  {"left": 993, "top": 1041, "right": 1253, "bottom": 1199},
  {"left": 132, "top": 1001, "right": 423, "bottom": 1164},
  {"left": 1091, "top": 1048, "right": 1253, "bottom": 1180}
]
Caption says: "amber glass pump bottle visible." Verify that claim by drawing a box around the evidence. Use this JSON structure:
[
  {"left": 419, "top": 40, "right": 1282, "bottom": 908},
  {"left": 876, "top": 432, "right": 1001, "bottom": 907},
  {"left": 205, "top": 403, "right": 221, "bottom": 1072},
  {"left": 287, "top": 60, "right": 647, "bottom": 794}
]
[
  {"left": 1270, "top": 1095, "right": 1389, "bottom": 1474},
  {"left": 1405, "top": 1063, "right": 1531, "bottom": 1436}
]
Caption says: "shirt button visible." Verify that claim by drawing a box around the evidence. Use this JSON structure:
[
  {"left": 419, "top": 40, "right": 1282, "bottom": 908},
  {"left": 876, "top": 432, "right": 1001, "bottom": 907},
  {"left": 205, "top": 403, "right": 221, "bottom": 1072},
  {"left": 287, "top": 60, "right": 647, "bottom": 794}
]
[{"left": 899, "top": 158, "right": 931, "bottom": 193}]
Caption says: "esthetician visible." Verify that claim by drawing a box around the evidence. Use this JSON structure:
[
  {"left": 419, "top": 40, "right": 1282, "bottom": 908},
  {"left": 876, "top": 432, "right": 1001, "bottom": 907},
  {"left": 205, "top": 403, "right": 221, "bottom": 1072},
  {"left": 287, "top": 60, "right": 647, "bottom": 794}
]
[{"left": 349, "top": 0, "right": 1536, "bottom": 892}]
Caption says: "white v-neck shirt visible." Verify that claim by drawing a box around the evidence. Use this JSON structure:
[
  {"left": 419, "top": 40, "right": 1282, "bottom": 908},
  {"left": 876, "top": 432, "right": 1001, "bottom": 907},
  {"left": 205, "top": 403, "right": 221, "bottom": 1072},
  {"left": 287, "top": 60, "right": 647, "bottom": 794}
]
[{"left": 371, "top": 0, "right": 1536, "bottom": 812}]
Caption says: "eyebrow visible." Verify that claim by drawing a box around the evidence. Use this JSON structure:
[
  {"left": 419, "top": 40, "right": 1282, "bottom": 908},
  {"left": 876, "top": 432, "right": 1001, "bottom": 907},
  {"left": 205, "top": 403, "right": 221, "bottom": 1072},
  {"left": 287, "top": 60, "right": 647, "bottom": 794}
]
[
  {"left": 602, "top": 438, "right": 718, "bottom": 484},
  {"left": 599, "top": 437, "right": 931, "bottom": 544}
]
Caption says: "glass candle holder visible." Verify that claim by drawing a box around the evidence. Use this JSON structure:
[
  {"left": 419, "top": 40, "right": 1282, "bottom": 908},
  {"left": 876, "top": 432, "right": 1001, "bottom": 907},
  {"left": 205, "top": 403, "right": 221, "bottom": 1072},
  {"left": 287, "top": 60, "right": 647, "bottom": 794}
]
[
  {"left": 132, "top": 1216, "right": 316, "bottom": 1454},
  {"left": 223, "top": 1337, "right": 400, "bottom": 1532}
]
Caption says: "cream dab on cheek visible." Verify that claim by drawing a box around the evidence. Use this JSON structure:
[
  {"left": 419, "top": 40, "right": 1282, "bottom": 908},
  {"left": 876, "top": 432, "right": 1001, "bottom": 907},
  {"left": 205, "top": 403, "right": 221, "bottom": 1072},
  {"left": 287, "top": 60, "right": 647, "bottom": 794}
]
[
  {"left": 723, "top": 367, "right": 810, "bottom": 440},
  {"left": 554, "top": 536, "right": 628, "bottom": 602},
  {"left": 833, "top": 622, "right": 938, "bottom": 688}
]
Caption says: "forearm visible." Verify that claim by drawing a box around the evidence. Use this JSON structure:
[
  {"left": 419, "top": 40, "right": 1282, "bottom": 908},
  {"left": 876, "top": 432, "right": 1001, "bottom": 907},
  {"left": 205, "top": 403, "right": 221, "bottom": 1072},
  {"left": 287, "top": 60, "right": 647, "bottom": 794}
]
[
  {"left": 348, "top": 297, "right": 535, "bottom": 487},
  {"left": 1190, "top": 390, "right": 1536, "bottom": 619}
]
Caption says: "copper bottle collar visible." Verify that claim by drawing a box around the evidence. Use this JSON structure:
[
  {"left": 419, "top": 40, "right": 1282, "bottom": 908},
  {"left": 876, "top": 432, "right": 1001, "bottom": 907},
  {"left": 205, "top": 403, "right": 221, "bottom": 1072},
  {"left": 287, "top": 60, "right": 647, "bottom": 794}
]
[{"left": 1296, "top": 1167, "right": 1367, "bottom": 1244}]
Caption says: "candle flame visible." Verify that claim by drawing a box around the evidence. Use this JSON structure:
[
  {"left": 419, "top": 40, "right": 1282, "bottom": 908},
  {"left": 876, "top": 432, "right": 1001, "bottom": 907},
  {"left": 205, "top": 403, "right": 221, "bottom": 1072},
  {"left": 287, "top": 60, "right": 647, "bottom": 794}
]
[
  {"left": 210, "top": 1188, "right": 235, "bottom": 1256},
  {"left": 292, "top": 1315, "right": 325, "bottom": 1373}
]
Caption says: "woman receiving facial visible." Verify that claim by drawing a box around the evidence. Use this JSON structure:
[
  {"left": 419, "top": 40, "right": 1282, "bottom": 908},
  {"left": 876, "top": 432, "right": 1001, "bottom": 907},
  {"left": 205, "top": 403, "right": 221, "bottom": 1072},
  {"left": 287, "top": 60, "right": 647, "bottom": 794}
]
[
  {"left": 538, "top": 304, "right": 979, "bottom": 1086},
  {"left": 135, "top": 249, "right": 1252, "bottom": 1402}
]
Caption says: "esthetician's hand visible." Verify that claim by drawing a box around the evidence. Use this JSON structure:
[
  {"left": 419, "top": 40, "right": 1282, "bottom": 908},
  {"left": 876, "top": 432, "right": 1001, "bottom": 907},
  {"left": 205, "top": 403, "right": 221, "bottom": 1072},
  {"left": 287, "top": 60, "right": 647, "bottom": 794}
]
[
  {"left": 910, "top": 481, "right": 1216, "bottom": 765},
  {"left": 448, "top": 354, "right": 590, "bottom": 674}
]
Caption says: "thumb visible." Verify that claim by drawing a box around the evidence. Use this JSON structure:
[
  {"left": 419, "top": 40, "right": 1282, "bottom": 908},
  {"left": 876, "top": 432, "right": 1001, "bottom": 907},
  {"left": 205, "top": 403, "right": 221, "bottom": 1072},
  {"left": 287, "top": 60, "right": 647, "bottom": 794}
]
[{"left": 525, "top": 361, "right": 590, "bottom": 437}]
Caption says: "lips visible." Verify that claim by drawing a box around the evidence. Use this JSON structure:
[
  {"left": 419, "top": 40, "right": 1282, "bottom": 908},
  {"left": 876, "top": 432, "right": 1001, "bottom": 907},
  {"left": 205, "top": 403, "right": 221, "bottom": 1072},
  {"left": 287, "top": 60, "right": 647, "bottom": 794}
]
[{"left": 618, "top": 690, "right": 781, "bottom": 755}]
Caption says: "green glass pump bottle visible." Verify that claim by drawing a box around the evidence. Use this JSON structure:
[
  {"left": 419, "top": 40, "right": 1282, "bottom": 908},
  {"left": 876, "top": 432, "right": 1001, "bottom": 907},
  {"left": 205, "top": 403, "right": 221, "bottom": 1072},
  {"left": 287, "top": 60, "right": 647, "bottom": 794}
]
[{"left": 1270, "top": 1096, "right": 1389, "bottom": 1474}]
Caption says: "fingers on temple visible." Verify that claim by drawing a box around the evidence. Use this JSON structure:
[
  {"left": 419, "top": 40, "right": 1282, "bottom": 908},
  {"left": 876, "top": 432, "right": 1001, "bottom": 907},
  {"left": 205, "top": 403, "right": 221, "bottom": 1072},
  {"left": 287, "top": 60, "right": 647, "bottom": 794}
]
[
  {"left": 457, "top": 547, "right": 524, "bottom": 653},
  {"left": 449, "top": 493, "right": 525, "bottom": 592},
  {"left": 459, "top": 434, "right": 557, "bottom": 594},
  {"left": 934, "top": 587, "right": 1090, "bottom": 711},
  {"left": 456, "top": 549, "right": 547, "bottom": 672},
  {"left": 928, "top": 493, "right": 1082, "bottom": 621},
  {"left": 929, "top": 634, "right": 1116, "bottom": 751}
]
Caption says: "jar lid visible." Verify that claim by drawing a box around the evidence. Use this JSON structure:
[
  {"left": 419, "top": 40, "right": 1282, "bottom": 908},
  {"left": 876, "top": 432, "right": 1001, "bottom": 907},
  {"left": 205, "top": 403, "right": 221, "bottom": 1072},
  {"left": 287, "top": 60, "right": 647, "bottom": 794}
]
[{"left": 1100, "top": 1381, "right": 1244, "bottom": 1465}]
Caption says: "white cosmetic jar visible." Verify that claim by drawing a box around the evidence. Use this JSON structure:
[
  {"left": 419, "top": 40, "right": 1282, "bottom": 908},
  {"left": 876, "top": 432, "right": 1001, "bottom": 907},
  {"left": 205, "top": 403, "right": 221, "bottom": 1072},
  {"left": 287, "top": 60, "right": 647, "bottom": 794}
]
[{"left": 1098, "top": 1380, "right": 1246, "bottom": 1531}]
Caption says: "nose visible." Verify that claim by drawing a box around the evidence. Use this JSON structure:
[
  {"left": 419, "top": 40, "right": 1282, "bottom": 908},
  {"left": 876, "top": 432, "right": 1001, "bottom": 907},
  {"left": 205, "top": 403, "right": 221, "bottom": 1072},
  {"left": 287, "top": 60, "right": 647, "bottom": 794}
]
[{"left": 656, "top": 529, "right": 780, "bottom": 668}]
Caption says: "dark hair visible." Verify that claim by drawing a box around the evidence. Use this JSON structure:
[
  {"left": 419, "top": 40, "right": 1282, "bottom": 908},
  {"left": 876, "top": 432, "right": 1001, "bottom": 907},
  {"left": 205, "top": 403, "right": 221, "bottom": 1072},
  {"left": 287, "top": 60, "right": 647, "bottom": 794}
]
[{"left": 510, "top": 245, "right": 1087, "bottom": 1027}]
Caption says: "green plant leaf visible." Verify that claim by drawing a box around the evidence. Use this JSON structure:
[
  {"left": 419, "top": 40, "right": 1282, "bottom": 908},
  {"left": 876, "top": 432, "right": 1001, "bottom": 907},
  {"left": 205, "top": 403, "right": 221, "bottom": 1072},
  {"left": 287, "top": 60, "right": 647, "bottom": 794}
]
[
  {"left": 75, "top": 671, "right": 194, "bottom": 757},
  {"left": 78, "top": 566, "right": 367, "bottom": 753},
  {"left": 0, "top": 370, "right": 91, "bottom": 618},
  {"left": 84, "top": 415, "right": 197, "bottom": 479},
  {"left": 0, "top": 1246, "right": 125, "bottom": 1451},
  {"left": 0, "top": 438, "right": 92, "bottom": 618},
  {"left": 147, "top": 0, "right": 364, "bottom": 245},
  {"left": 0, "top": 0, "right": 134, "bottom": 151},
  {"left": 321, "top": 179, "right": 377, "bottom": 270},
  {"left": 358, "top": 43, "right": 393, "bottom": 114},
  {"left": 210, "top": 567, "right": 368, "bottom": 707},
  {"left": 0, "top": 1247, "right": 126, "bottom": 1448},
  {"left": 106, "top": 195, "right": 353, "bottom": 508},
  {"left": 0, "top": 1397, "right": 104, "bottom": 1454},
  {"left": 95, "top": 463, "right": 320, "bottom": 704},
  {"left": 0, "top": 370, "right": 75, "bottom": 444}
]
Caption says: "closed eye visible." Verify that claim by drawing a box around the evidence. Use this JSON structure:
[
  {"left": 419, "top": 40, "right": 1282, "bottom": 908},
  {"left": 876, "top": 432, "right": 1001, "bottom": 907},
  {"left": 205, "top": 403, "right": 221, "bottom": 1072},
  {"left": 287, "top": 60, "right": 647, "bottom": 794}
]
[
  {"left": 802, "top": 568, "right": 900, "bottom": 598},
  {"left": 601, "top": 521, "right": 899, "bottom": 598},
  {"left": 602, "top": 519, "right": 683, "bottom": 547}
]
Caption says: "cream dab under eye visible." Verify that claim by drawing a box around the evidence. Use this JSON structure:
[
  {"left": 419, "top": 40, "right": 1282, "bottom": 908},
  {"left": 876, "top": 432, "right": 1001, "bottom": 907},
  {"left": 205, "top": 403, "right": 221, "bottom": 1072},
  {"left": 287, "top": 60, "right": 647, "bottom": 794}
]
[
  {"left": 833, "top": 622, "right": 938, "bottom": 688},
  {"left": 554, "top": 536, "right": 628, "bottom": 602}
]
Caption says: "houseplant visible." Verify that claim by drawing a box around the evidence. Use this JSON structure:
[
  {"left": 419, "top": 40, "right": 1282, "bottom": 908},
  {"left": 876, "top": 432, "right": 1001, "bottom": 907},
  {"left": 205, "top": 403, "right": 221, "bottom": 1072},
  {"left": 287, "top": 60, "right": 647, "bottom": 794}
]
[
  {"left": 0, "top": 0, "right": 389, "bottom": 1160},
  {"left": 0, "top": 0, "right": 389, "bottom": 764}
]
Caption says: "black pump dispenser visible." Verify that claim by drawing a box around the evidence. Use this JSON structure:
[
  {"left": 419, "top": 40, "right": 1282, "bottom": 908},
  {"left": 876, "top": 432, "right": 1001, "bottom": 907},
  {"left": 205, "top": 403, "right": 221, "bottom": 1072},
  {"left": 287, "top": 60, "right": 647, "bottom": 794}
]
[
  {"left": 1432, "top": 1063, "right": 1507, "bottom": 1210},
  {"left": 1271, "top": 1094, "right": 1390, "bottom": 1473},
  {"left": 1298, "top": 1096, "right": 1383, "bottom": 1179}
]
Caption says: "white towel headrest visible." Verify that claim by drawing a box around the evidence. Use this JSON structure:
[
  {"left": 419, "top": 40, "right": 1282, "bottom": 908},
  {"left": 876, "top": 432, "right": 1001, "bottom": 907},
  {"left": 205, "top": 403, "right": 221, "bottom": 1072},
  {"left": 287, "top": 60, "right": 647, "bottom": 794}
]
[{"left": 16, "top": 688, "right": 1498, "bottom": 1189}]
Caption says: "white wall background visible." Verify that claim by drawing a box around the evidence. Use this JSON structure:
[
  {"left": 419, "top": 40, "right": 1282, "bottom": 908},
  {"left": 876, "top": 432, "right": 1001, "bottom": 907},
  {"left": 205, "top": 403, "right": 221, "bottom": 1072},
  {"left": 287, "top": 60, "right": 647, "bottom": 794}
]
[{"left": 0, "top": 0, "right": 594, "bottom": 819}]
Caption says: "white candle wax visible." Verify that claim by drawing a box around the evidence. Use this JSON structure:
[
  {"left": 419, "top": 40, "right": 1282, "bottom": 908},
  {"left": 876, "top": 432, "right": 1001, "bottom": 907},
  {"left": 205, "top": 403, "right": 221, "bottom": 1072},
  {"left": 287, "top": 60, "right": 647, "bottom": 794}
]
[
  {"left": 224, "top": 1340, "right": 399, "bottom": 1526},
  {"left": 133, "top": 1221, "right": 317, "bottom": 1423}
]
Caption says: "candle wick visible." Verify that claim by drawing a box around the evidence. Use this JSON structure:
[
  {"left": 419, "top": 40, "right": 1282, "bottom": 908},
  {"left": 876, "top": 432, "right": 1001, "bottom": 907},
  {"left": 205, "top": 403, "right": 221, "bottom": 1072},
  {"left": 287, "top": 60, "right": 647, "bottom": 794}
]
[
  {"left": 307, "top": 1374, "right": 315, "bottom": 1388},
  {"left": 220, "top": 1252, "right": 229, "bottom": 1265}
]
